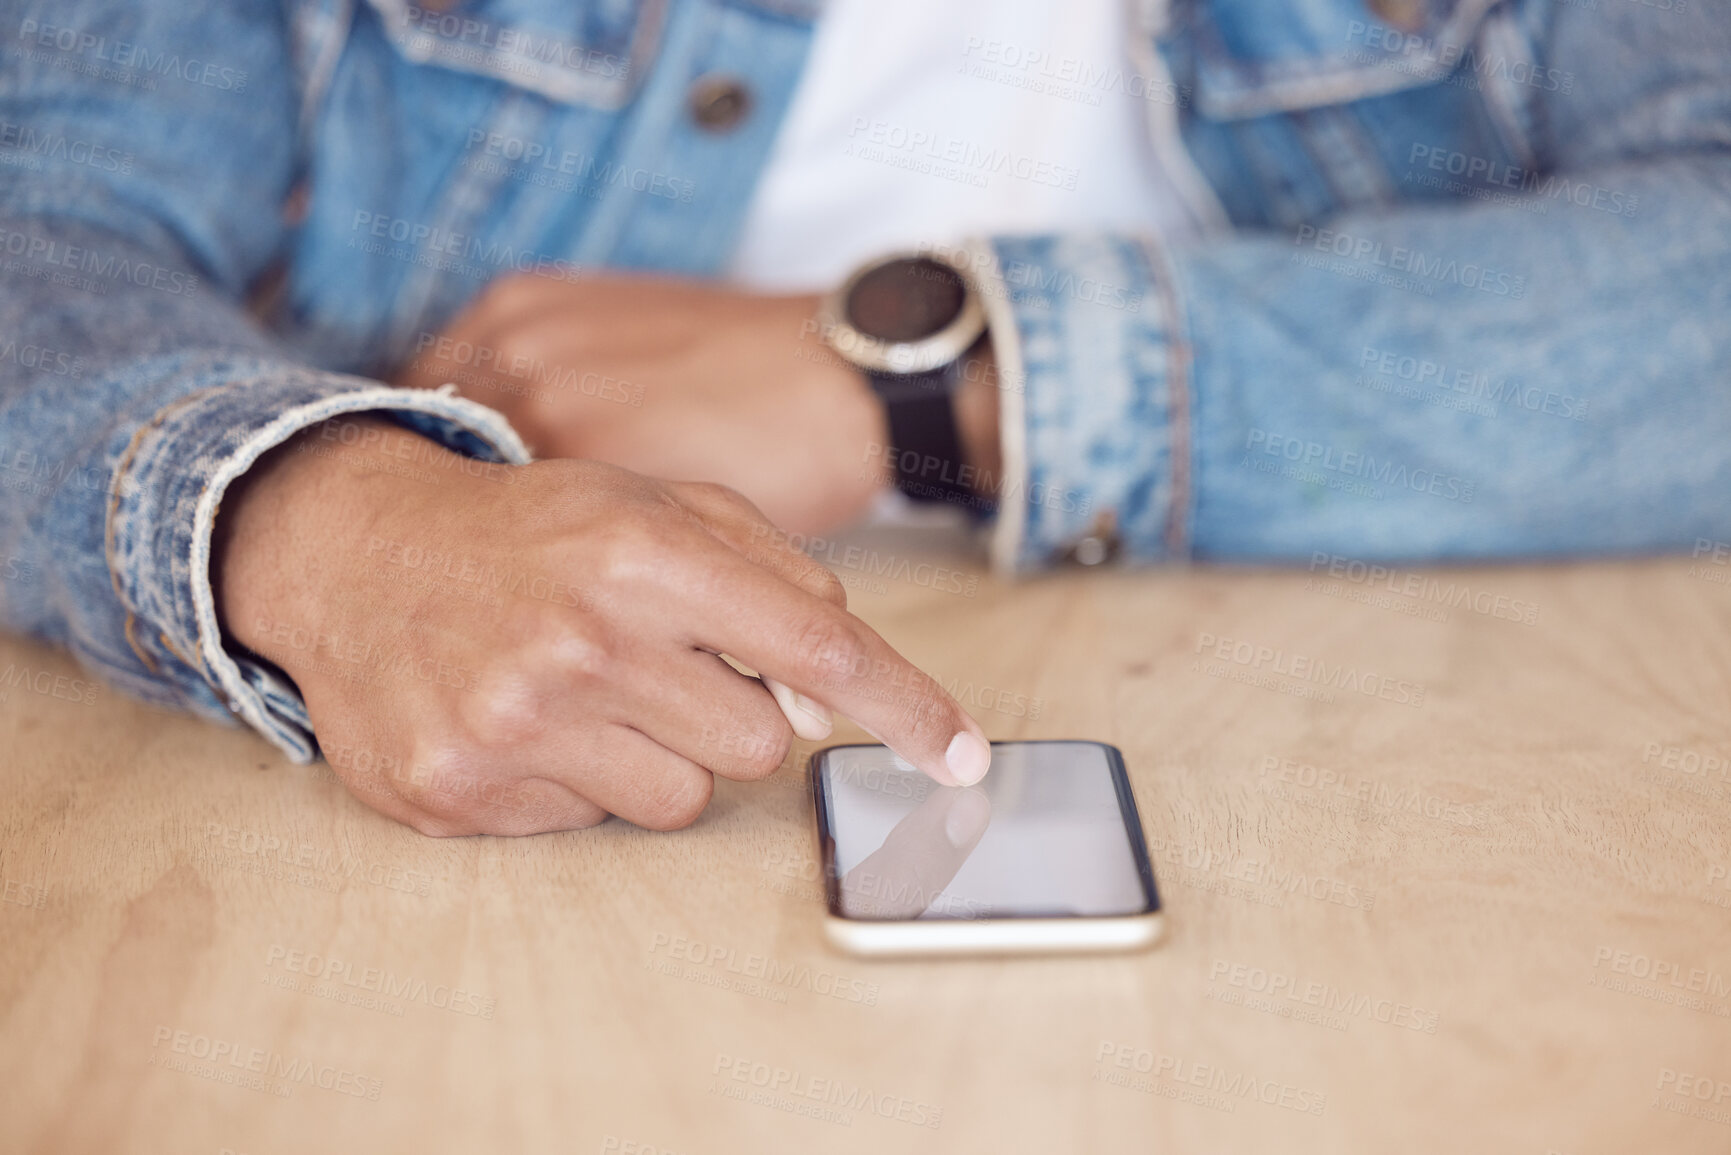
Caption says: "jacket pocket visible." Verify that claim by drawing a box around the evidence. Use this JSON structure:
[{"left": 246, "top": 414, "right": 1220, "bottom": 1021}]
[
  {"left": 1171, "top": 0, "right": 1532, "bottom": 121},
  {"left": 361, "top": 0, "right": 665, "bottom": 108}
]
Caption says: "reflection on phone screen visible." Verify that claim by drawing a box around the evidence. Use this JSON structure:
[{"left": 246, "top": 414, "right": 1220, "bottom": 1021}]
[{"left": 820, "top": 742, "right": 1154, "bottom": 920}]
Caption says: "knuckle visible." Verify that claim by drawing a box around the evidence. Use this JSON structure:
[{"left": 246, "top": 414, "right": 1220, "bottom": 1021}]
[
  {"left": 540, "top": 617, "right": 612, "bottom": 683},
  {"left": 403, "top": 811, "right": 460, "bottom": 838},
  {"left": 808, "top": 565, "right": 847, "bottom": 608},
  {"left": 789, "top": 616, "right": 863, "bottom": 690},
  {"left": 487, "top": 782, "right": 612, "bottom": 835},
  {"left": 564, "top": 798, "right": 612, "bottom": 829},
  {"left": 392, "top": 741, "right": 482, "bottom": 818},
  {"left": 638, "top": 771, "right": 714, "bottom": 831},
  {"left": 458, "top": 672, "right": 552, "bottom": 748},
  {"left": 718, "top": 488, "right": 767, "bottom": 522},
  {"left": 592, "top": 514, "right": 683, "bottom": 589},
  {"left": 398, "top": 790, "right": 475, "bottom": 836},
  {"left": 685, "top": 481, "right": 776, "bottom": 533},
  {"left": 482, "top": 271, "right": 543, "bottom": 313},
  {"left": 687, "top": 480, "right": 743, "bottom": 508},
  {"left": 733, "top": 717, "right": 792, "bottom": 780},
  {"left": 895, "top": 672, "right": 960, "bottom": 742},
  {"left": 512, "top": 323, "right": 569, "bottom": 369}
]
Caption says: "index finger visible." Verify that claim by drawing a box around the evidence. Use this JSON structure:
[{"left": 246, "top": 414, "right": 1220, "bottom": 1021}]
[{"left": 683, "top": 544, "right": 991, "bottom": 787}]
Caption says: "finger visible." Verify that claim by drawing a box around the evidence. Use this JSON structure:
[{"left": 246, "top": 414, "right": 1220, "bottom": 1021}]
[
  {"left": 460, "top": 777, "right": 612, "bottom": 837},
  {"left": 301, "top": 681, "right": 613, "bottom": 835},
  {"left": 664, "top": 482, "right": 840, "bottom": 738},
  {"left": 665, "top": 480, "right": 848, "bottom": 608},
  {"left": 544, "top": 724, "right": 716, "bottom": 832},
  {"left": 840, "top": 785, "right": 992, "bottom": 918},
  {"left": 763, "top": 676, "right": 833, "bottom": 742},
  {"left": 339, "top": 760, "right": 609, "bottom": 838},
  {"left": 617, "top": 648, "right": 797, "bottom": 781},
  {"left": 673, "top": 541, "right": 991, "bottom": 788}
]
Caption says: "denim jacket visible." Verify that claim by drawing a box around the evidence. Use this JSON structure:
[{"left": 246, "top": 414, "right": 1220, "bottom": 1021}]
[{"left": 2, "top": 0, "right": 1728, "bottom": 759}]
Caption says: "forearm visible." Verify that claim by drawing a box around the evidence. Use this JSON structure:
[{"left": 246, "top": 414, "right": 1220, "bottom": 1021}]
[
  {"left": 980, "top": 153, "right": 1731, "bottom": 571},
  {"left": 0, "top": 0, "right": 538, "bottom": 756},
  {"left": 0, "top": 212, "right": 529, "bottom": 757}
]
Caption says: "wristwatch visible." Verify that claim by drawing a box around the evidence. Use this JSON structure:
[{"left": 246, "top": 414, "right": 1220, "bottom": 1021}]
[{"left": 819, "top": 250, "right": 990, "bottom": 511}]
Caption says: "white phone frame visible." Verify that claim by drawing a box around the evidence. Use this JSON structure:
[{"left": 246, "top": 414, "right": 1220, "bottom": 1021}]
[{"left": 810, "top": 742, "right": 1165, "bottom": 958}]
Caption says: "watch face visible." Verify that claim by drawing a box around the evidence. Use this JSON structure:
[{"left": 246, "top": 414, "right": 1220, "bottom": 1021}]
[
  {"left": 843, "top": 258, "right": 967, "bottom": 343},
  {"left": 823, "top": 250, "right": 986, "bottom": 375}
]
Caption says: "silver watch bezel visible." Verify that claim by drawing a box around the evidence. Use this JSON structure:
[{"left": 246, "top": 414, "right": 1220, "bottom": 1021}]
[{"left": 818, "top": 249, "right": 987, "bottom": 376}]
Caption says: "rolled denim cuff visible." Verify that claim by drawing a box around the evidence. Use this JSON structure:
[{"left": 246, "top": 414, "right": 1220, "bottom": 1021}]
[
  {"left": 106, "top": 358, "right": 531, "bottom": 761},
  {"left": 977, "top": 234, "right": 1193, "bottom": 574}
]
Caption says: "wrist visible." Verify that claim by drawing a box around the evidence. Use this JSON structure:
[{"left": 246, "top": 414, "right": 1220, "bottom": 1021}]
[
  {"left": 953, "top": 345, "right": 1003, "bottom": 496},
  {"left": 396, "top": 341, "right": 543, "bottom": 455},
  {"left": 213, "top": 416, "right": 462, "bottom": 672}
]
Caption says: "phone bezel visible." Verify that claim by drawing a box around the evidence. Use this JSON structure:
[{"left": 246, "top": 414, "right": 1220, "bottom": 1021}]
[{"left": 809, "top": 740, "right": 1162, "bottom": 927}]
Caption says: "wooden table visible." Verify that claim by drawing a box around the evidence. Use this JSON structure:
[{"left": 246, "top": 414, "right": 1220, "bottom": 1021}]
[{"left": 3, "top": 532, "right": 1729, "bottom": 1154}]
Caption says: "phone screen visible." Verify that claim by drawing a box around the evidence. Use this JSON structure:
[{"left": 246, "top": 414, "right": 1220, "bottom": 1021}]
[{"left": 813, "top": 741, "right": 1159, "bottom": 922}]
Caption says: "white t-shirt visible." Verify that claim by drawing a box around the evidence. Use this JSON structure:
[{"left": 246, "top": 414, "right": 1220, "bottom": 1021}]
[{"left": 730, "top": 0, "right": 1192, "bottom": 290}]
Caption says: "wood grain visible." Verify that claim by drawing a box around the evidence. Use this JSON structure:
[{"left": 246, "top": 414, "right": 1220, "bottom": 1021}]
[{"left": 3, "top": 537, "right": 1728, "bottom": 1155}]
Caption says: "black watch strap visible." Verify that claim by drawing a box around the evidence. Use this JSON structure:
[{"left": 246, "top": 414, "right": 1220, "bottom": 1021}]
[{"left": 869, "top": 363, "right": 993, "bottom": 516}]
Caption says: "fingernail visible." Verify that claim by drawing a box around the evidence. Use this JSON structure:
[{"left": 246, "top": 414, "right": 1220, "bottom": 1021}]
[
  {"left": 764, "top": 677, "right": 832, "bottom": 741},
  {"left": 794, "top": 693, "right": 832, "bottom": 728},
  {"left": 944, "top": 787, "right": 992, "bottom": 848},
  {"left": 944, "top": 732, "right": 991, "bottom": 786}
]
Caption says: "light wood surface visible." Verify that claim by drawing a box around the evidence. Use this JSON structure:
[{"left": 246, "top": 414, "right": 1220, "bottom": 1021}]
[{"left": 3, "top": 532, "right": 1729, "bottom": 1154}]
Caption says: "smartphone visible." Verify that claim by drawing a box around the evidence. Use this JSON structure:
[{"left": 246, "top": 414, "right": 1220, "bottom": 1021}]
[{"left": 809, "top": 740, "right": 1162, "bottom": 957}]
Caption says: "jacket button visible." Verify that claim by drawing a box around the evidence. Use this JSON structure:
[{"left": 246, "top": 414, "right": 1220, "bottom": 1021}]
[
  {"left": 1062, "top": 512, "right": 1121, "bottom": 567},
  {"left": 1367, "top": 0, "right": 1427, "bottom": 31},
  {"left": 1068, "top": 535, "right": 1116, "bottom": 567},
  {"left": 688, "top": 74, "right": 753, "bottom": 133}
]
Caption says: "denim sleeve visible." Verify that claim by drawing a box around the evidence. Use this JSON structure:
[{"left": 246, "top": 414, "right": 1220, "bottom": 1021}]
[
  {"left": 981, "top": 5, "right": 1731, "bottom": 573},
  {"left": 0, "top": 0, "right": 528, "bottom": 760}
]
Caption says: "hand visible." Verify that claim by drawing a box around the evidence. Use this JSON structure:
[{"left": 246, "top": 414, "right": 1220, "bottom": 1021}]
[
  {"left": 394, "top": 273, "right": 891, "bottom": 535},
  {"left": 213, "top": 417, "right": 992, "bottom": 836}
]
